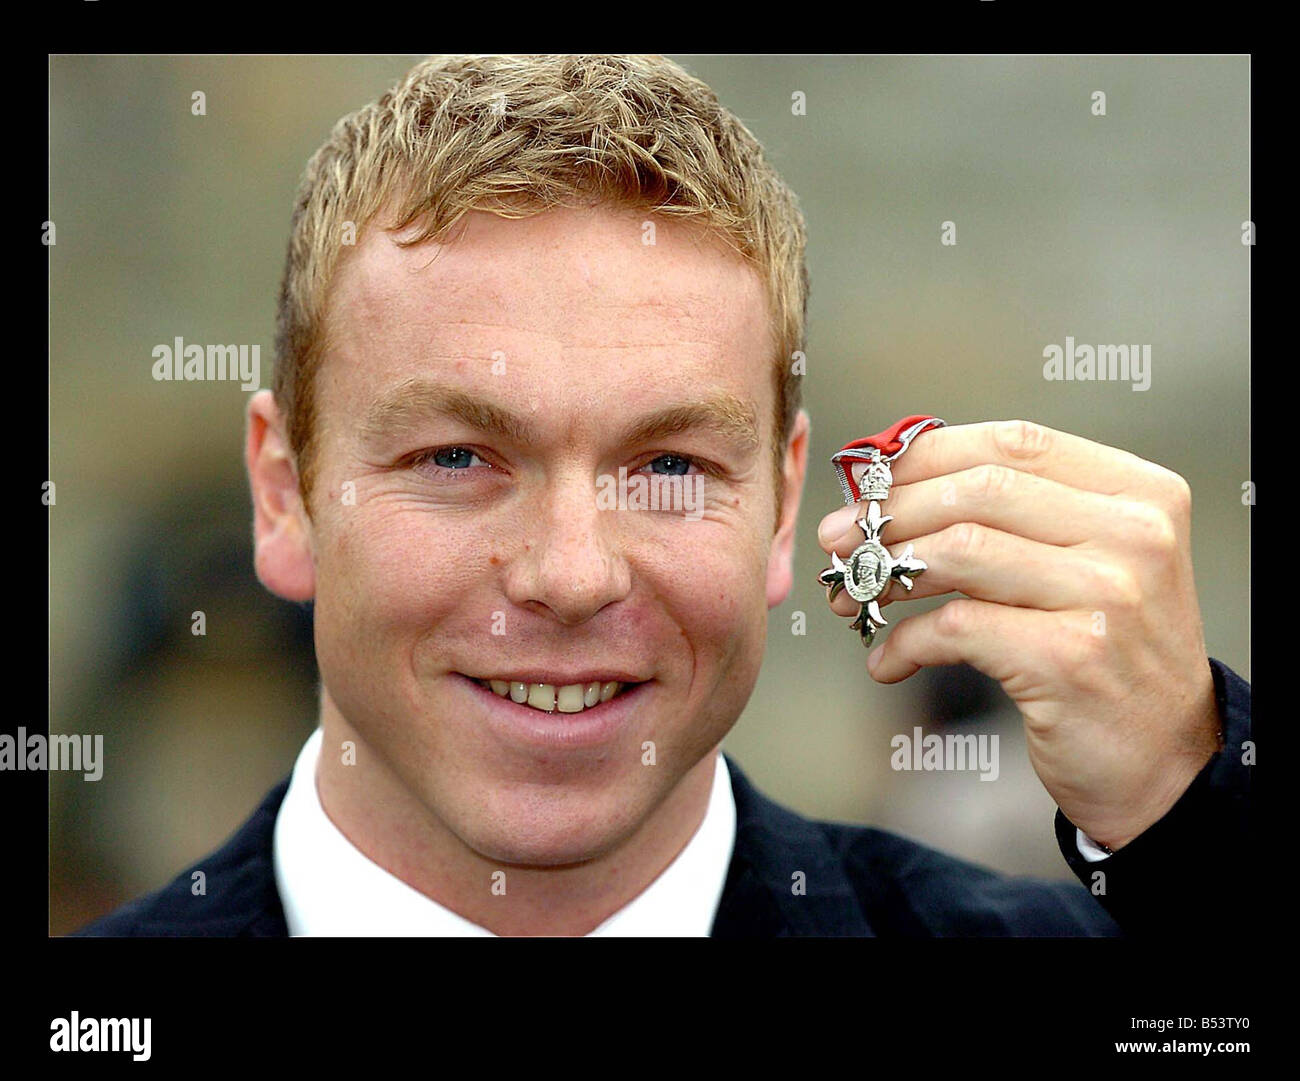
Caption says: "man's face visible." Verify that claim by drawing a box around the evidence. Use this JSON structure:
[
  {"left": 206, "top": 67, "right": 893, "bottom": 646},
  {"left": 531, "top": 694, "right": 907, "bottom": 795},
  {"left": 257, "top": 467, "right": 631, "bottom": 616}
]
[{"left": 275, "top": 205, "right": 805, "bottom": 866}]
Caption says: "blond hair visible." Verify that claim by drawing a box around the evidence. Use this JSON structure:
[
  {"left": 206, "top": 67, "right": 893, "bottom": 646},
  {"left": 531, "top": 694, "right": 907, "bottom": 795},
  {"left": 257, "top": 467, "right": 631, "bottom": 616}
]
[{"left": 274, "top": 55, "right": 808, "bottom": 508}]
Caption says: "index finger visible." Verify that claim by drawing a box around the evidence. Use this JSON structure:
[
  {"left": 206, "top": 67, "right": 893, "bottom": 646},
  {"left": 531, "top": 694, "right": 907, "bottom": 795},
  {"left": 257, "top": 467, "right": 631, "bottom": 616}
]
[{"left": 883, "top": 418, "right": 1175, "bottom": 499}]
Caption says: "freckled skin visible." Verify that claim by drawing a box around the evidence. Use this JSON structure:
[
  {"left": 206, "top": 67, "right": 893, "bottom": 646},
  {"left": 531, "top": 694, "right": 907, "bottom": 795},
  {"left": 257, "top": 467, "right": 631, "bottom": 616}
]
[{"left": 247, "top": 205, "right": 810, "bottom": 935}]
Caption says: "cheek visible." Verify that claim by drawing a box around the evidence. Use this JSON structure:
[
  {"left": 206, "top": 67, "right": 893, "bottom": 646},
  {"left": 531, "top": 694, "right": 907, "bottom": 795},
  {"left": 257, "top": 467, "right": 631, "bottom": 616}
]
[
  {"left": 649, "top": 519, "right": 771, "bottom": 670},
  {"left": 650, "top": 525, "right": 769, "bottom": 758},
  {"left": 311, "top": 505, "right": 483, "bottom": 669}
]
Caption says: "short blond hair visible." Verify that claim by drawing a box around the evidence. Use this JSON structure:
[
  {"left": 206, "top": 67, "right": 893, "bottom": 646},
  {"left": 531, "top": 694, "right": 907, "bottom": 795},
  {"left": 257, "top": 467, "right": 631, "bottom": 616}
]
[{"left": 274, "top": 55, "right": 808, "bottom": 507}]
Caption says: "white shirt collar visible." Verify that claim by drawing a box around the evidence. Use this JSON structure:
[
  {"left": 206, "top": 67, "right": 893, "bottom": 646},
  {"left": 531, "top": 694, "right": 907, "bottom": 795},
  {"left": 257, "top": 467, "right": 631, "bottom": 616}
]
[{"left": 273, "top": 728, "right": 737, "bottom": 936}]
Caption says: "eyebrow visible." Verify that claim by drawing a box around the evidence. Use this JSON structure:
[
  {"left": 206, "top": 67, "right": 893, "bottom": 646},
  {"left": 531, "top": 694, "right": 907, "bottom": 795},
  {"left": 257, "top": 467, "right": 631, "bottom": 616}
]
[
  {"left": 360, "top": 379, "right": 538, "bottom": 447},
  {"left": 620, "top": 397, "right": 760, "bottom": 456},
  {"left": 358, "top": 378, "right": 760, "bottom": 456}
]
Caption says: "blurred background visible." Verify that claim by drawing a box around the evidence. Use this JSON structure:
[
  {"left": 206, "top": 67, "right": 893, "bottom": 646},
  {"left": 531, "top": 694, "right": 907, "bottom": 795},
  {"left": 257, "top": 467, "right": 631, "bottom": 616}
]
[{"left": 49, "top": 55, "right": 1249, "bottom": 934}]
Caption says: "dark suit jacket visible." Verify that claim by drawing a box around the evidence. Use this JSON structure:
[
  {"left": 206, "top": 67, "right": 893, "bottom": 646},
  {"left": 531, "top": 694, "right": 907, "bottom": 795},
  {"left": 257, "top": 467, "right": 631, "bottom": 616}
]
[{"left": 72, "top": 658, "right": 1252, "bottom": 937}]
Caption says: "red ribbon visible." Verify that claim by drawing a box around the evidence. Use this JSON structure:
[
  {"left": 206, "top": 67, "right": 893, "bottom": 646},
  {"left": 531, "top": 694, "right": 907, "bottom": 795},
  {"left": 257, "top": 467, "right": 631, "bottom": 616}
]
[
  {"left": 839, "top": 414, "right": 939, "bottom": 457},
  {"left": 831, "top": 414, "right": 945, "bottom": 504}
]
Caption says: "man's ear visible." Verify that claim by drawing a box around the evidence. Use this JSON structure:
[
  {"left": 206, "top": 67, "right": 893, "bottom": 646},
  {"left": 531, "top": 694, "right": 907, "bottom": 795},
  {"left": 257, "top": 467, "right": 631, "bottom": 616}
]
[
  {"left": 766, "top": 408, "right": 811, "bottom": 609},
  {"left": 245, "top": 389, "right": 316, "bottom": 602}
]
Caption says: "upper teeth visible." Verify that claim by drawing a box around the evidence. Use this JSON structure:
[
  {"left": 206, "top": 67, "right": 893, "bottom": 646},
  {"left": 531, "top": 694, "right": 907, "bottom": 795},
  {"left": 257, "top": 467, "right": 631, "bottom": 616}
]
[{"left": 480, "top": 679, "right": 624, "bottom": 714}]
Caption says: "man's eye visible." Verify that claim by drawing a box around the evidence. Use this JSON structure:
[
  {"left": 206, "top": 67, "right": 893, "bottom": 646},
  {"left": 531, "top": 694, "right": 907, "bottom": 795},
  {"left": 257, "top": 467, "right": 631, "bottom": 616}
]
[
  {"left": 644, "top": 454, "right": 694, "bottom": 476},
  {"left": 433, "top": 447, "right": 479, "bottom": 469},
  {"left": 411, "top": 446, "right": 486, "bottom": 471}
]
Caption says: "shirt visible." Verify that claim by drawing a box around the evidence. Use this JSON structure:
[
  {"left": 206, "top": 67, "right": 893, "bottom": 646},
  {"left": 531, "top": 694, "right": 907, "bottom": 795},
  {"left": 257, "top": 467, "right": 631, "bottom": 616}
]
[{"left": 273, "top": 727, "right": 738, "bottom": 936}]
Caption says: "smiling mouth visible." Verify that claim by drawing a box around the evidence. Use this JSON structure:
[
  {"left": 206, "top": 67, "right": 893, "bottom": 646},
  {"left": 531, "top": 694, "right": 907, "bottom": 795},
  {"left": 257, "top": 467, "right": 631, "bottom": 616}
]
[{"left": 469, "top": 677, "right": 637, "bottom": 715}]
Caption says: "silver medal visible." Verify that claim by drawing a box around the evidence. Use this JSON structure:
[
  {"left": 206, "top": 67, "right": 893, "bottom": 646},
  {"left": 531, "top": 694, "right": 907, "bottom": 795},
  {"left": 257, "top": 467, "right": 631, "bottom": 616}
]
[{"left": 819, "top": 418, "right": 945, "bottom": 648}]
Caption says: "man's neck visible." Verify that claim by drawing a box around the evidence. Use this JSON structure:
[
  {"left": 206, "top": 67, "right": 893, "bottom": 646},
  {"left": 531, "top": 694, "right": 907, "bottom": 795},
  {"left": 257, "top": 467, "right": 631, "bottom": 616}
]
[{"left": 313, "top": 703, "right": 719, "bottom": 936}]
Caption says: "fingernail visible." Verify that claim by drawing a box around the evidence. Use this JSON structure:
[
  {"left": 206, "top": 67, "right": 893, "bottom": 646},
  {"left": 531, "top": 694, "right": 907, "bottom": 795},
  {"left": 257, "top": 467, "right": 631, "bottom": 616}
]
[{"left": 818, "top": 504, "right": 859, "bottom": 544}]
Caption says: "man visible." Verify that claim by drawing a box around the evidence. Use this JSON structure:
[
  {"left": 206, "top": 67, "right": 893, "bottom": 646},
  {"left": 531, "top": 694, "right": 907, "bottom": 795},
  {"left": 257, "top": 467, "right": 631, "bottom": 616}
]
[{"left": 74, "top": 54, "right": 1252, "bottom": 938}]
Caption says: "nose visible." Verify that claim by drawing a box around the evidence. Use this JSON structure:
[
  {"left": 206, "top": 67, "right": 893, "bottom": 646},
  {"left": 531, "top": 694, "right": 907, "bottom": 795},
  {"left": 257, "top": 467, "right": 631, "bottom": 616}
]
[{"left": 502, "top": 469, "right": 632, "bottom": 625}]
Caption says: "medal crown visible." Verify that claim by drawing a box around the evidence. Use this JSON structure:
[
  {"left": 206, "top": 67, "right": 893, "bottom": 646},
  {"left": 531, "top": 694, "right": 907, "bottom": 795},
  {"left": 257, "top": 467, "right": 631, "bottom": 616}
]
[{"left": 861, "top": 458, "right": 893, "bottom": 501}]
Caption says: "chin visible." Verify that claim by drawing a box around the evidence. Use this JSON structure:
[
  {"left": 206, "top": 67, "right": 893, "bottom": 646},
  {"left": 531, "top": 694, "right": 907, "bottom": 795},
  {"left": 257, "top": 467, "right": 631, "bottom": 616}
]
[
  {"left": 453, "top": 777, "right": 648, "bottom": 868},
  {"left": 462, "top": 819, "right": 631, "bottom": 869}
]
